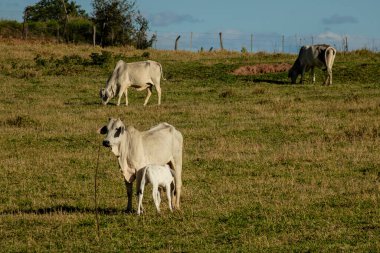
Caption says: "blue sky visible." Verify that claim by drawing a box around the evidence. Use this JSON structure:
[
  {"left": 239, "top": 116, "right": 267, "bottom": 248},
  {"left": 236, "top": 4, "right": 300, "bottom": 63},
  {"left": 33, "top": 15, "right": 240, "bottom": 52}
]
[{"left": 1, "top": 0, "right": 379, "bottom": 51}]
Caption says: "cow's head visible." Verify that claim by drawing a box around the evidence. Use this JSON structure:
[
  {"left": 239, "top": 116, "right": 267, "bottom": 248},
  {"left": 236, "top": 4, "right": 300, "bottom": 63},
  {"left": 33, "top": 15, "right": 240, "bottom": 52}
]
[
  {"left": 288, "top": 67, "right": 299, "bottom": 84},
  {"left": 98, "top": 118, "right": 125, "bottom": 156},
  {"left": 288, "top": 58, "right": 302, "bottom": 84},
  {"left": 99, "top": 88, "right": 111, "bottom": 105}
]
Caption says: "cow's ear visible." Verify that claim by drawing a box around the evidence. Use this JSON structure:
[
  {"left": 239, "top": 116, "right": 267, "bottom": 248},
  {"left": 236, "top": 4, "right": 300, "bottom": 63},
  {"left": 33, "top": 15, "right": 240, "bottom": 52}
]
[
  {"left": 120, "top": 126, "right": 124, "bottom": 135},
  {"left": 97, "top": 126, "right": 108, "bottom": 135}
]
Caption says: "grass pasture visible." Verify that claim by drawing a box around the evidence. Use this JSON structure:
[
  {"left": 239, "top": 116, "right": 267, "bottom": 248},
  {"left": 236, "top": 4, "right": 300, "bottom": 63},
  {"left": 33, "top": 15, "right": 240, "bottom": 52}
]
[{"left": 0, "top": 39, "right": 379, "bottom": 252}]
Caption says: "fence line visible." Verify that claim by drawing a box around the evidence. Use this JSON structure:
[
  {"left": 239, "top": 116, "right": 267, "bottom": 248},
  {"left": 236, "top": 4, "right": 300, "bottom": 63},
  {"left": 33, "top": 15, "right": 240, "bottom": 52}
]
[{"left": 149, "top": 31, "right": 380, "bottom": 53}]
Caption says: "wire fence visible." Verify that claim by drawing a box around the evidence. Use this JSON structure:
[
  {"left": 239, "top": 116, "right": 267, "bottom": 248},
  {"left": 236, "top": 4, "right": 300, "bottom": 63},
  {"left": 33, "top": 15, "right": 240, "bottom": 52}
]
[
  {"left": 2, "top": 21, "right": 379, "bottom": 53},
  {"left": 149, "top": 31, "right": 380, "bottom": 53}
]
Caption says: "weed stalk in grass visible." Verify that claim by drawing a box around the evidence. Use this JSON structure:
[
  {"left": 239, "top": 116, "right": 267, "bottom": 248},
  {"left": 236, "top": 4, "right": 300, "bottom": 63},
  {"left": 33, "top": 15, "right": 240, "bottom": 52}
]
[{"left": 94, "top": 142, "right": 101, "bottom": 240}]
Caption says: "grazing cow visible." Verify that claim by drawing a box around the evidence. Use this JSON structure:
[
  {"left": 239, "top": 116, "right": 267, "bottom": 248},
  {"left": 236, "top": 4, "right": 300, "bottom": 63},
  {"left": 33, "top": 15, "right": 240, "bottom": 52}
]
[
  {"left": 137, "top": 164, "right": 175, "bottom": 215},
  {"left": 98, "top": 118, "right": 183, "bottom": 212},
  {"left": 100, "top": 60, "right": 164, "bottom": 106},
  {"left": 288, "top": 44, "right": 336, "bottom": 85}
]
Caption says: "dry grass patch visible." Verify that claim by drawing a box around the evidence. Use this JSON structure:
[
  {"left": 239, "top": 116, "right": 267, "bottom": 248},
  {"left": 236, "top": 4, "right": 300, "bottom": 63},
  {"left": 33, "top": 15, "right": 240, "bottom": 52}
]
[{"left": 0, "top": 40, "right": 379, "bottom": 252}]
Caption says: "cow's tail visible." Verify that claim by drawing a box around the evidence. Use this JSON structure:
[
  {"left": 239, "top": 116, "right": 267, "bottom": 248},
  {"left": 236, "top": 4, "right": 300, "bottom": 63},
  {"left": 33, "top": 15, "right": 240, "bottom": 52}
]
[
  {"left": 325, "top": 46, "right": 336, "bottom": 69},
  {"left": 158, "top": 62, "right": 166, "bottom": 81}
]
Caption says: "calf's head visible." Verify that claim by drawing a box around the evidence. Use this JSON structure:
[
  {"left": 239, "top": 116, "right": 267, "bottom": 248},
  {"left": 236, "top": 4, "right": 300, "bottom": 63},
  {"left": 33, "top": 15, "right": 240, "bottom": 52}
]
[{"left": 98, "top": 118, "right": 126, "bottom": 156}]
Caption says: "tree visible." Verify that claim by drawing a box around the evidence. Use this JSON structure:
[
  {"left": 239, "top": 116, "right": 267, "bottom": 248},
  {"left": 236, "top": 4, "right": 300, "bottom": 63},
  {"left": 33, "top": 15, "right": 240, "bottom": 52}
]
[
  {"left": 24, "top": 0, "right": 89, "bottom": 42},
  {"left": 134, "top": 11, "right": 155, "bottom": 49},
  {"left": 92, "top": 0, "right": 154, "bottom": 48},
  {"left": 24, "top": 0, "right": 87, "bottom": 22}
]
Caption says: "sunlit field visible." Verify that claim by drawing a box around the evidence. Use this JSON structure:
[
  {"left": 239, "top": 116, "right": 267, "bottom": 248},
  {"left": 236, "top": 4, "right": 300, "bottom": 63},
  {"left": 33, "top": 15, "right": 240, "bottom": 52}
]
[{"left": 0, "top": 39, "right": 379, "bottom": 252}]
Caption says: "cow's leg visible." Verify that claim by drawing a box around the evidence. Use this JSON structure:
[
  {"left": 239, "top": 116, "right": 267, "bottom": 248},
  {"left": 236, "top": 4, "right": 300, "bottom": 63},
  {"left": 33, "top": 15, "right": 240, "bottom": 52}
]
[
  {"left": 300, "top": 67, "right": 306, "bottom": 84},
  {"left": 326, "top": 68, "right": 333, "bottom": 85},
  {"left": 174, "top": 170, "right": 182, "bottom": 210},
  {"left": 143, "top": 86, "right": 153, "bottom": 106},
  {"left": 155, "top": 84, "right": 162, "bottom": 105},
  {"left": 171, "top": 159, "right": 182, "bottom": 210},
  {"left": 117, "top": 89, "right": 124, "bottom": 106},
  {"left": 124, "top": 89, "right": 128, "bottom": 106},
  {"left": 167, "top": 161, "right": 181, "bottom": 210},
  {"left": 124, "top": 179, "right": 133, "bottom": 213},
  {"left": 310, "top": 67, "right": 315, "bottom": 84}
]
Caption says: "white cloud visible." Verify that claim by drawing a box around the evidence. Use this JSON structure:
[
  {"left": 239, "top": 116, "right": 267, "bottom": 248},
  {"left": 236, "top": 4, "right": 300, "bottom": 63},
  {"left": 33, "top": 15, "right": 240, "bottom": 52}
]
[
  {"left": 322, "top": 14, "right": 358, "bottom": 25},
  {"left": 147, "top": 11, "right": 202, "bottom": 27},
  {"left": 317, "top": 31, "right": 343, "bottom": 41}
]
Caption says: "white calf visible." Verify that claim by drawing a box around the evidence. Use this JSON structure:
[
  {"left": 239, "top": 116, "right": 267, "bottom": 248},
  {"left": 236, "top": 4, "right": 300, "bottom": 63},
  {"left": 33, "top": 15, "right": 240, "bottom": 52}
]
[{"left": 137, "top": 164, "right": 175, "bottom": 215}]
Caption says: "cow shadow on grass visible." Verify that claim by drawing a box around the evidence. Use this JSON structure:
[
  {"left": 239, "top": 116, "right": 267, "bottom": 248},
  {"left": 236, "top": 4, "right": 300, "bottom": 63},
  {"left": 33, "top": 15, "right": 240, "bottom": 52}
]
[
  {"left": 238, "top": 76, "right": 290, "bottom": 85},
  {"left": 252, "top": 78, "right": 289, "bottom": 85},
  {"left": 0, "top": 204, "right": 131, "bottom": 216},
  {"left": 64, "top": 101, "right": 103, "bottom": 106}
]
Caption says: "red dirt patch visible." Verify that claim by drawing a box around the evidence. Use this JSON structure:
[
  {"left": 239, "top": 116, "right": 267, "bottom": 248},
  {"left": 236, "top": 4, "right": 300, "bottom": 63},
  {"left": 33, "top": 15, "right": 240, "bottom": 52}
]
[{"left": 232, "top": 63, "right": 292, "bottom": 75}]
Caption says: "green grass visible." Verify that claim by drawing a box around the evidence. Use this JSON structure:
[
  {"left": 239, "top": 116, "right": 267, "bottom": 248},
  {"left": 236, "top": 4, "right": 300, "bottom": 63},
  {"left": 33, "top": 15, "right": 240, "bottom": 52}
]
[{"left": 0, "top": 39, "right": 379, "bottom": 252}]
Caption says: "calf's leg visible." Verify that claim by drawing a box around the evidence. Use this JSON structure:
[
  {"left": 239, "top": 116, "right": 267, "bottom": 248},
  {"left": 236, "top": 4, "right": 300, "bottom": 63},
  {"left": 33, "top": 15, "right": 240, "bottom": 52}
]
[
  {"left": 166, "top": 183, "right": 173, "bottom": 212},
  {"left": 152, "top": 186, "right": 160, "bottom": 213},
  {"left": 137, "top": 184, "right": 145, "bottom": 215}
]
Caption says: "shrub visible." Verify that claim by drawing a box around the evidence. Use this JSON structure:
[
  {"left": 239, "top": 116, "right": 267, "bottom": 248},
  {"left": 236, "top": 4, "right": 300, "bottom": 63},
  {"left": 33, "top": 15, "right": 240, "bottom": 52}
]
[
  {"left": 0, "top": 20, "right": 23, "bottom": 38},
  {"left": 141, "top": 51, "right": 150, "bottom": 58},
  {"left": 90, "top": 51, "right": 113, "bottom": 66},
  {"left": 66, "top": 17, "right": 93, "bottom": 43}
]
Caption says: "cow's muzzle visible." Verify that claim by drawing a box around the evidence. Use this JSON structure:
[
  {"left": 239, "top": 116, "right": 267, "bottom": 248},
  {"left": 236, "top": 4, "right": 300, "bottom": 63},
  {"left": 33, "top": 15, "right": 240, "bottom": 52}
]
[{"left": 102, "top": 140, "right": 111, "bottom": 147}]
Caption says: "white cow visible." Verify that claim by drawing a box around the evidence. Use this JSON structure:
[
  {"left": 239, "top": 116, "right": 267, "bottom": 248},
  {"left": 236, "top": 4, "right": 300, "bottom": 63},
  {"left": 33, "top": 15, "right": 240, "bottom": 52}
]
[
  {"left": 288, "top": 44, "right": 336, "bottom": 85},
  {"left": 137, "top": 164, "right": 175, "bottom": 215},
  {"left": 100, "top": 60, "right": 164, "bottom": 106},
  {"left": 98, "top": 118, "right": 183, "bottom": 212}
]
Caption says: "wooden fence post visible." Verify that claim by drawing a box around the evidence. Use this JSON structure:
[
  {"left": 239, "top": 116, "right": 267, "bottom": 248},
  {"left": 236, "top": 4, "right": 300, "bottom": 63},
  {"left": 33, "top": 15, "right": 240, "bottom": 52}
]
[
  {"left": 282, "top": 35, "right": 285, "bottom": 53},
  {"left": 154, "top": 31, "right": 157, "bottom": 49},
  {"left": 175, "top": 35, "right": 181, "bottom": 50},
  {"left": 190, "top": 32, "right": 193, "bottom": 50},
  {"left": 60, "top": 0, "right": 69, "bottom": 42},
  {"left": 22, "top": 8, "right": 28, "bottom": 40},
  {"left": 93, "top": 25, "right": 96, "bottom": 47},
  {"left": 344, "top": 36, "right": 348, "bottom": 52},
  {"left": 250, "top": 33, "right": 253, "bottom": 52},
  {"left": 219, "top": 32, "right": 224, "bottom": 50}
]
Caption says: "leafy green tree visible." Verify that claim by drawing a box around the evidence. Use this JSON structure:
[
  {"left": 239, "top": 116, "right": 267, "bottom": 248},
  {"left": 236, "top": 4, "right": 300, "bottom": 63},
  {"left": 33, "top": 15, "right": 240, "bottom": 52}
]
[
  {"left": 92, "top": 0, "right": 154, "bottom": 48},
  {"left": 134, "top": 11, "right": 155, "bottom": 49},
  {"left": 92, "top": 0, "right": 134, "bottom": 46},
  {"left": 24, "top": 0, "right": 88, "bottom": 42},
  {"left": 24, "top": 0, "right": 87, "bottom": 22}
]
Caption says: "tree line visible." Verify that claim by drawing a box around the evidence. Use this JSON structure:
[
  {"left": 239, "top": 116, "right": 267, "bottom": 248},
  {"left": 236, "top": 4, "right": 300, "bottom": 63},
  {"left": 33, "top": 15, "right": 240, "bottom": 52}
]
[{"left": 0, "top": 0, "right": 155, "bottom": 49}]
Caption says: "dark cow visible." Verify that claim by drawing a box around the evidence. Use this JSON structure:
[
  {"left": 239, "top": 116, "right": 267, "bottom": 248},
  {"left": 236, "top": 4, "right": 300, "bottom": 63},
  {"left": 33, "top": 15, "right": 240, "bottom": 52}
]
[{"left": 288, "top": 44, "right": 336, "bottom": 85}]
